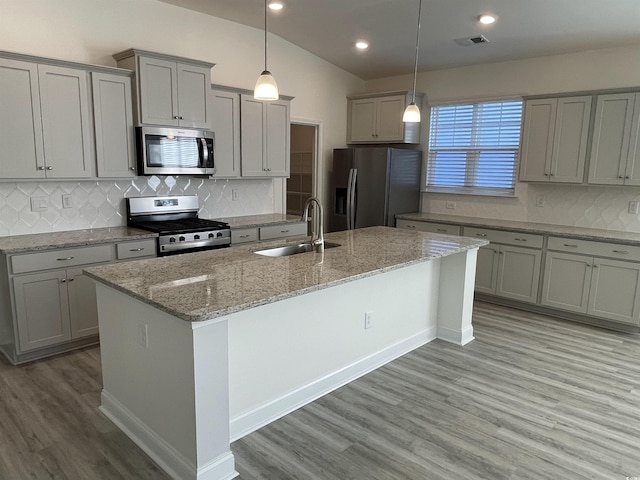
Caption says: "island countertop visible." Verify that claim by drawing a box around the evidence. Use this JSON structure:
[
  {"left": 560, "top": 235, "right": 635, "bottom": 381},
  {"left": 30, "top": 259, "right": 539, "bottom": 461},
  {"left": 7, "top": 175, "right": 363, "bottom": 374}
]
[{"left": 85, "top": 226, "right": 487, "bottom": 323}]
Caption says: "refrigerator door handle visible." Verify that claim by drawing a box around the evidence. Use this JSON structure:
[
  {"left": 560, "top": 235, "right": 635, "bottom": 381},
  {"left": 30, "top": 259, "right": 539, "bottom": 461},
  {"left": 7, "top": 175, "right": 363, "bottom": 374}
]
[
  {"left": 349, "top": 168, "right": 358, "bottom": 230},
  {"left": 346, "top": 168, "right": 354, "bottom": 230}
]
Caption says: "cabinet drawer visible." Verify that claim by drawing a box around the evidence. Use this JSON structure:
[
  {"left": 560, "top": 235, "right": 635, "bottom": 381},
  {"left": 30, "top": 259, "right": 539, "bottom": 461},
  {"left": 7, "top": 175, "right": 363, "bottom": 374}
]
[
  {"left": 259, "top": 222, "right": 307, "bottom": 241},
  {"left": 116, "top": 239, "right": 157, "bottom": 260},
  {"left": 463, "top": 227, "right": 543, "bottom": 249},
  {"left": 11, "top": 244, "right": 113, "bottom": 274},
  {"left": 396, "top": 219, "right": 461, "bottom": 235},
  {"left": 231, "top": 228, "right": 259, "bottom": 244},
  {"left": 548, "top": 236, "right": 640, "bottom": 262}
]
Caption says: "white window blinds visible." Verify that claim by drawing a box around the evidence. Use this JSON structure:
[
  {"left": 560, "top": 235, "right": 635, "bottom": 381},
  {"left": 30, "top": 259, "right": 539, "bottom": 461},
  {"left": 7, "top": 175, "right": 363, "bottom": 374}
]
[{"left": 427, "top": 99, "right": 523, "bottom": 195}]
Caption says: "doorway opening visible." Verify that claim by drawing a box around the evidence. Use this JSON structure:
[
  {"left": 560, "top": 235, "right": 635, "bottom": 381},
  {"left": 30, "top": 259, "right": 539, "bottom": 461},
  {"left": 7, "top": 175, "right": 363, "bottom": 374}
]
[{"left": 287, "top": 123, "right": 317, "bottom": 215}]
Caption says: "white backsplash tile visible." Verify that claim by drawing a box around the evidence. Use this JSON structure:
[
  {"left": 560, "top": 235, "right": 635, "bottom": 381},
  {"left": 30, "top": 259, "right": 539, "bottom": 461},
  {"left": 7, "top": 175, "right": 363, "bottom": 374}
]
[
  {"left": 422, "top": 182, "right": 640, "bottom": 233},
  {"left": 0, "top": 176, "right": 275, "bottom": 237}
]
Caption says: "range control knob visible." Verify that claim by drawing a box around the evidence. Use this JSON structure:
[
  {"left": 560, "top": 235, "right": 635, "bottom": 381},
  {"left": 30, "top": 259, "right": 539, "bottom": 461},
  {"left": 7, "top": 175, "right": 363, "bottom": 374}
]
[
  {"left": 208, "top": 233, "right": 215, "bottom": 238},
  {"left": 169, "top": 237, "right": 176, "bottom": 243},
  {"left": 216, "top": 232, "right": 223, "bottom": 237},
  {"left": 194, "top": 234, "right": 200, "bottom": 240},
  {"left": 179, "top": 236, "right": 186, "bottom": 242}
]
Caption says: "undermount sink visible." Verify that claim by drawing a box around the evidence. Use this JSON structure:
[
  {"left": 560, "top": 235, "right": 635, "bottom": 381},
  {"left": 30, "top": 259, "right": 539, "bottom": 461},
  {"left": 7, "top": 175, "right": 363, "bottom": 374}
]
[{"left": 255, "top": 242, "right": 341, "bottom": 257}]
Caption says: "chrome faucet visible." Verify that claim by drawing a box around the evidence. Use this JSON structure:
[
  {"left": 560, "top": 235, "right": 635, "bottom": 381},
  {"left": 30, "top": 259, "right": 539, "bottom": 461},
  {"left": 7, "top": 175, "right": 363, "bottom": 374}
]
[{"left": 302, "top": 197, "right": 324, "bottom": 253}]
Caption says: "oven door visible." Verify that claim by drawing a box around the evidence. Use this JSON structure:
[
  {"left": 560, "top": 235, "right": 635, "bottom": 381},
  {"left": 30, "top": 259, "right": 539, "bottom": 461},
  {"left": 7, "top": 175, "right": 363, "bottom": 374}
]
[{"left": 137, "top": 126, "right": 215, "bottom": 175}]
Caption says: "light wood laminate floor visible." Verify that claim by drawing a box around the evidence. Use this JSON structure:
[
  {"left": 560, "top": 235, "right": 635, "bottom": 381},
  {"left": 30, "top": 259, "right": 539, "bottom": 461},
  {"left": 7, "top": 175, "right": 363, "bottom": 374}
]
[{"left": 1, "top": 302, "right": 640, "bottom": 479}]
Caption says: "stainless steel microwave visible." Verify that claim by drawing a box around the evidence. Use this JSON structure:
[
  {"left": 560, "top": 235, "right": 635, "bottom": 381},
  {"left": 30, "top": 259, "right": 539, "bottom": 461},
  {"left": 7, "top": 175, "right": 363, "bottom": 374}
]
[{"left": 136, "top": 126, "right": 215, "bottom": 176}]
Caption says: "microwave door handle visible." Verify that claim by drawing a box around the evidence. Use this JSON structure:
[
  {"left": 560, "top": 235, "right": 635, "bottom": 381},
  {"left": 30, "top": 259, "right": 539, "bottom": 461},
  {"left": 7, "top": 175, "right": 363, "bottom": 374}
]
[{"left": 200, "top": 138, "right": 209, "bottom": 166}]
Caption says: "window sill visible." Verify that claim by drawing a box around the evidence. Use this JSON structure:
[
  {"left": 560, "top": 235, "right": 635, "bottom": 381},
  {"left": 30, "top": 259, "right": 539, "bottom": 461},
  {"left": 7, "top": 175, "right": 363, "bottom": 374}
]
[{"left": 422, "top": 187, "right": 517, "bottom": 198}]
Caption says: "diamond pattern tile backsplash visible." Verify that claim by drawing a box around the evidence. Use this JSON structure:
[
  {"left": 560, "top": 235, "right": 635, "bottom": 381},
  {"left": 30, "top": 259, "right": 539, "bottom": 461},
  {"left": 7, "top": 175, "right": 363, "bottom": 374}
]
[
  {"left": 0, "top": 177, "right": 274, "bottom": 237},
  {"left": 423, "top": 183, "right": 640, "bottom": 233}
]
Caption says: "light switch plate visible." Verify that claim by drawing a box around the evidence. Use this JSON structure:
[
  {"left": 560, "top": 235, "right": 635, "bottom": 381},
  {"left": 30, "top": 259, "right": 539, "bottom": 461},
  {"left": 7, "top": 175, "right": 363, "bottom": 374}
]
[
  {"left": 629, "top": 201, "right": 639, "bottom": 214},
  {"left": 30, "top": 196, "right": 48, "bottom": 212},
  {"left": 62, "top": 194, "right": 73, "bottom": 209},
  {"left": 536, "top": 195, "right": 546, "bottom": 207}
]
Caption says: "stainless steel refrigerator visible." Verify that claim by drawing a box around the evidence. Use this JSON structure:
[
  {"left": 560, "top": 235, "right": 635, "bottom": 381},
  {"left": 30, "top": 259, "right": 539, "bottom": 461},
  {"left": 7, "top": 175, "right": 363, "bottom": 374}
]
[{"left": 328, "top": 147, "right": 422, "bottom": 232}]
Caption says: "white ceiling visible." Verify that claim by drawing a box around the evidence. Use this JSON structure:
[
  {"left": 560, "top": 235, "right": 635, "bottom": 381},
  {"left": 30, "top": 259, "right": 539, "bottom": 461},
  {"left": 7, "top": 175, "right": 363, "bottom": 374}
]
[{"left": 158, "top": 0, "right": 640, "bottom": 80}]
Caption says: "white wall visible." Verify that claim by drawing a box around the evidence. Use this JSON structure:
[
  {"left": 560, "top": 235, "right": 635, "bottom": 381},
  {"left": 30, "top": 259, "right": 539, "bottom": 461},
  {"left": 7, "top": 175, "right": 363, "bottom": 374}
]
[
  {"left": 0, "top": 0, "right": 363, "bottom": 236},
  {"left": 365, "top": 45, "right": 640, "bottom": 232}
]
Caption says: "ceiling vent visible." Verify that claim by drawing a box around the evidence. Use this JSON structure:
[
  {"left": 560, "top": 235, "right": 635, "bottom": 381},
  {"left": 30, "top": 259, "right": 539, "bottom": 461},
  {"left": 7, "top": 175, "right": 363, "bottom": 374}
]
[{"left": 454, "top": 35, "right": 489, "bottom": 46}]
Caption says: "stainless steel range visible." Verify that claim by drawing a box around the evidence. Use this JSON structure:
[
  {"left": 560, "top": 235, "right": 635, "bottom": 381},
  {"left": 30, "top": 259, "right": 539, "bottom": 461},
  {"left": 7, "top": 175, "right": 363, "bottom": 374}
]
[{"left": 126, "top": 196, "right": 231, "bottom": 256}]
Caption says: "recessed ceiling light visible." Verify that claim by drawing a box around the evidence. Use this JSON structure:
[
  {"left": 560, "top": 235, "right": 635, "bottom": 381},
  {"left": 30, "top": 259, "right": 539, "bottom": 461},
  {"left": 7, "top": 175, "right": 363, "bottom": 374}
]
[
  {"left": 478, "top": 14, "right": 497, "bottom": 25},
  {"left": 268, "top": 2, "right": 284, "bottom": 11},
  {"left": 355, "top": 41, "right": 369, "bottom": 50}
]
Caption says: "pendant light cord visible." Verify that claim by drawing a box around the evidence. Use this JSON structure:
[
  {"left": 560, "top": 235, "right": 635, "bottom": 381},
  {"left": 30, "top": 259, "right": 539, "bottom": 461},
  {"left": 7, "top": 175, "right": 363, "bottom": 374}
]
[
  {"left": 411, "top": 0, "right": 422, "bottom": 103},
  {"left": 264, "top": 0, "right": 269, "bottom": 72}
]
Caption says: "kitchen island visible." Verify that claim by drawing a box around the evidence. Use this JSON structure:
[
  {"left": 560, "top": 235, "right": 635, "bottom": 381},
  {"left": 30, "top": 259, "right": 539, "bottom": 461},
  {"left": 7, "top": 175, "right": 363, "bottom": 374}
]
[{"left": 85, "top": 226, "right": 487, "bottom": 480}]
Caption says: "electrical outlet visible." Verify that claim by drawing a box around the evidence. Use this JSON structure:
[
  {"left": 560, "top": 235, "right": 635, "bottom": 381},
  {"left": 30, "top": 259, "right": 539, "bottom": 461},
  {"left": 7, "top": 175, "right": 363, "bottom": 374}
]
[
  {"left": 445, "top": 201, "right": 456, "bottom": 210},
  {"left": 30, "top": 196, "right": 47, "bottom": 212},
  {"left": 62, "top": 194, "right": 73, "bottom": 209},
  {"left": 232, "top": 189, "right": 239, "bottom": 201},
  {"left": 364, "top": 311, "right": 373, "bottom": 329},
  {"left": 139, "top": 324, "right": 148, "bottom": 348},
  {"left": 536, "top": 195, "right": 546, "bottom": 207},
  {"left": 629, "top": 201, "right": 640, "bottom": 214}
]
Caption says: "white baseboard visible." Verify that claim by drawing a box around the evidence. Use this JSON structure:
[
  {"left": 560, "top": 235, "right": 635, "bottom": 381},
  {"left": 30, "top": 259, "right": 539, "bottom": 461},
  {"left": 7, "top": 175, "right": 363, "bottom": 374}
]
[
  {"left": 437, "top": 325, "right": 474, "bottom": 346},
  {"left": 230, "top": 327, "right": 436, "bottom": 441},
  {"left": 101, "top": 391, "right": 237, "bottom": 480}
]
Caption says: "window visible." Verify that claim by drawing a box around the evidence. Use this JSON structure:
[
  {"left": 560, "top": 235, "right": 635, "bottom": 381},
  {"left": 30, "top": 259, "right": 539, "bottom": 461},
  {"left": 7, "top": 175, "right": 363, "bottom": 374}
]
[{"left": 427, "top": 99, "right": 523, "bottom": 196}]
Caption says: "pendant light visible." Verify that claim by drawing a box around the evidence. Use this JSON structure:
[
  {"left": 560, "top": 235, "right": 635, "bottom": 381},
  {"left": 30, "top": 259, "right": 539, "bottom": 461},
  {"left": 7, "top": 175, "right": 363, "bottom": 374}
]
[
  {"left": 254, "top": 0, "right": 279, "bottom": 101},
  {"left": 403, "top": 0, "right": 422, "bottom": 122}
]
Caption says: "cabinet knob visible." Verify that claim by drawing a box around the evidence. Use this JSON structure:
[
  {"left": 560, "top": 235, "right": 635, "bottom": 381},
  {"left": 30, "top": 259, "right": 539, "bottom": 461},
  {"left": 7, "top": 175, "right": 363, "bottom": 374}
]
[
  {"left": 549, "top": 173, "right": 554, "bottom": 176},
  {"left": 586, "top": 264, "right": 591, "bottom": 267},
  {"left": 626, "top": 176, "right": 630, "bottom": 179},
  {"left": 173, "top": 116, "right": 179, "bottom": 119},
  {"left": 179, "top": 116, "right": 184, "bottom": 120},
  {"left": 46, "top": 166, "right": 53, "bottom": 170},
  {"left": 130, "top": 166, "right": 136, "bottom": 171},
  {"left": 594, "top": 264, "right": 599, "bottom": 268},
  {"left": 619, "top": 175, "right": 625, "bottom": 179},
  {"left": 544, "top": 173, "right": 549, "bottom": 176},
  {"left": 37, "top": 166, "right": 45, "bottom": 171},
  {"left": 68, "top": 277, "right": 75, "bottom": 282},
  {"left": 60, "top": 278, "right": 66, "bottom": 283}
]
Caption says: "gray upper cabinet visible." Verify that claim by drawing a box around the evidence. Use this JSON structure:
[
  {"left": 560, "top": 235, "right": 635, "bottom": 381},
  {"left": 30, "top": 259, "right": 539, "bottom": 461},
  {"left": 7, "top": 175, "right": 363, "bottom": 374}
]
[
  {"left": 0, "top": 57, "right": 95, "bottom": 179},
  {"left": 114, "top": 49, "right": 214, "bottom": 130},
  {"left": 519, "top": 96, "right": 591, "bottom": 183},
  {"left": 240, "top": 94, "right": 290, "bottom": 177},
  {"left": 210, "top": 88, "right": 241, "bottom": 178},
  {"left": 588, "top": 92, "right": 640, "bottom": 185},
  {"left": 347, "top": 91, "right": 422, "bottom": 144},
  {"left": 92, "top": 72, "right": 136, "bottom": 177},
  {"left": 0, "top": 58, "right": 45, "bottom": 178}
]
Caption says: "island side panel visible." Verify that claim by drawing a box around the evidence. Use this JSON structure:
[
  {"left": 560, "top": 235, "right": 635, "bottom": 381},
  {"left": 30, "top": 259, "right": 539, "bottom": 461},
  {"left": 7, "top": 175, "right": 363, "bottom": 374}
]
[
  {"left": 226, "top": 260, "right": 440, "bottom": 441},
  {"left": 436, "top": 248, "right": 478, "bottom": 345},
  {"left": 96, "top": 283, "right": 236, "bottom": 480}
]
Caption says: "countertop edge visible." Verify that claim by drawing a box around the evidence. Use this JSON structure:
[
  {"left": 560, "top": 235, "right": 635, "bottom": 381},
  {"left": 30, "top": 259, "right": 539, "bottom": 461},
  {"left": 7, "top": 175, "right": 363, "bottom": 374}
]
[
  {"left": 85, "top": 239, "right": 486, "bottom": 323},
  {"left": 396, "top": 213, "right": 640, "bottom": 246}
]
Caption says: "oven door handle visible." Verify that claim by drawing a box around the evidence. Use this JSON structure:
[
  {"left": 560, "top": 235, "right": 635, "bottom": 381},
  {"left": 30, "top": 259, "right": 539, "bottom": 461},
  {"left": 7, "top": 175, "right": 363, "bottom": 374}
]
[{"left": 160, "top": 239, "right": 229, "bottom": 252}]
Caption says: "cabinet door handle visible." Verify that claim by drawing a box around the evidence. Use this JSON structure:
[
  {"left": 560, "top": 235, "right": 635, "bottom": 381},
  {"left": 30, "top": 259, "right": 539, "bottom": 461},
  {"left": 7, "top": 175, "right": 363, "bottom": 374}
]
[
  {"left": 56, "top": 257, "right": 74, "bottom": 261},
  {"left": 280, "top": 230, "right": 290, "bottom": 233},
  {"left": 436, "top": 228, "right": 447, "bottom": 232},
  {"left": 514, "top": 238, "right": 527, "bottom": 242},
  {"left": 239, "top": 234, "right": 250, "bottom": 239},
  {"left": 476, "top": 233, "right": 488, "bottom": 237},
  {"left": 563, "top": 244, "right": 578, "bottom": 248},
  {"left": 129, "top": 248, "right": 145, "bottom": 252},
  {"left": 406, "top": 225, "right": 416, "bottom": 229},
  {"left": 612, "top": 250, "right": 629, "bottom": 254}
]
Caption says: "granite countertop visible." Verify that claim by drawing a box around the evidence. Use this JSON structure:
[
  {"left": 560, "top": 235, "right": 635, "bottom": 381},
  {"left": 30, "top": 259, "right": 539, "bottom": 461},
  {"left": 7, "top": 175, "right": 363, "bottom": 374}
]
[
  {"left": 0, "top": 227, "right": 157, "bottom": 254},
  {"left": 214, "top": 213, "right": 303, "bottom": 229},
  {"left": 397, "top": 212, "right": 640, "bottom": 246},
  {"left": 85, "top": 226, "right": 487, "bottom": 323}
]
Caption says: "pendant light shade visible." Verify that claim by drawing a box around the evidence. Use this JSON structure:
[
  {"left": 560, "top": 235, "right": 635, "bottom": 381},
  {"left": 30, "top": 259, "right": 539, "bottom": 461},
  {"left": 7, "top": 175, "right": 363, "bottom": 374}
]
[
  {"left": 403, "top": 0, "right": 422, "bottom": 123},
  {"left": 254, "top": 0, "right": 279, "bottom": 101}
]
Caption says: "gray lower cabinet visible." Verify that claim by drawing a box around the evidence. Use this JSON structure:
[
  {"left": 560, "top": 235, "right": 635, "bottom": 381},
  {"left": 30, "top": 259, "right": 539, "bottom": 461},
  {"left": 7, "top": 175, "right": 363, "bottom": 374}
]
[
  {"left": 542, "top": 251, "right": 640, "bottom": 324},
  {"left": 231, "top": 222, "right": 307, "bottom": 245},
  {"left": 1, "top": 238, "right": 156, "bottom": 364},
  {"left": 476, "top": 244, "right": 541, "bottom": 303},
  {"left": 13, "top": 265, "right": 100, "bottom": 352},
  {"left": 395, "top": 219, "right": 461, "bottom": 235}
]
